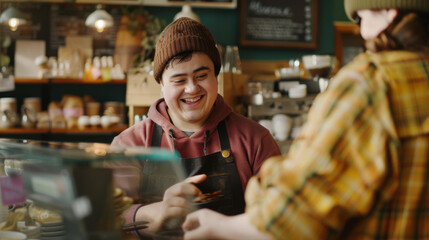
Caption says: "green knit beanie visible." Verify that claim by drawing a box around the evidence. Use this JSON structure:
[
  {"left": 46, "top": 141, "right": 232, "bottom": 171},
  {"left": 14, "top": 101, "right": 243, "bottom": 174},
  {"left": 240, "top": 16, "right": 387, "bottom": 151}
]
[{"left": 344, "top": 0, "right": 429, "bottom": 21}]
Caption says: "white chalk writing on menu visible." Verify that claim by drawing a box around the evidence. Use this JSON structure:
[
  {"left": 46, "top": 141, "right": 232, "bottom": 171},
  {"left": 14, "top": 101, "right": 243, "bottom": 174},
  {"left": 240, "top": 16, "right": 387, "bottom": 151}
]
[
  {"left": 241, "top": 0, "right": 317, "bottom": 48},
  {"left": 249, "top": 1, "right": 292, "bottom": 17}
]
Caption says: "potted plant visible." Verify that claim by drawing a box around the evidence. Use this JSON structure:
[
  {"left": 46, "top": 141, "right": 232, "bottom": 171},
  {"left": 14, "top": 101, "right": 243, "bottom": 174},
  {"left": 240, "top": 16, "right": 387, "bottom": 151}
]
[
  {"left": 114, "top": 6, "right": 165, "bottom": 74},
  {"left": 116, "top": 7, "right": 165, "bottom": 115}
]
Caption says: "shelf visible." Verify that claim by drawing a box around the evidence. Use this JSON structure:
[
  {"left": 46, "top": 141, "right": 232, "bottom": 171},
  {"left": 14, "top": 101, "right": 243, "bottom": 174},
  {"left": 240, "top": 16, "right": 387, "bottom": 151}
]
[
  {"left": 247, "top": 94, "right": 316, "bottom": 118},
  {"left": 0, "top": 126, "right": 127, "bottom": 135},
  {"left": 14, "top": 78, "right": 49, "bottom": 84},
  {"left": 21, "top": 0, "right": 237, "bottom": 8},
  {"left": 0, "top": 128, "right": 49, "bottom": 134},
  {"left": 51, "top": 125, "right": 127, "bottom": 134},
  {"left": 152, "top": 0, "right": 237, "bottom": 9},
  {"left": 249, "top": 107, "right": 308, "bottom": 117},
  {"left": 14, "top": 77, "right": 127, "bottom": 85},
  {"left": 259, "top": 95, "right": 316, "bottom": 103},
  {"left": 51, "top": 78, "right": 127, "bottom": 84},
  {"left": 76, "top": 0, "right": 237, "bottom": 8}
]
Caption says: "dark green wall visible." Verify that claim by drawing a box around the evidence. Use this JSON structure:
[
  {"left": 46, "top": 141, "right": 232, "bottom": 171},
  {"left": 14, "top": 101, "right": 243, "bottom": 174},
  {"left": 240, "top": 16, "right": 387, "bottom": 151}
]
[
  {"left": 144, "top": 0, "right": 352, "bottom": 61},
  {"left": 1, "top": 0, "right": 353, "bottom": 65}
]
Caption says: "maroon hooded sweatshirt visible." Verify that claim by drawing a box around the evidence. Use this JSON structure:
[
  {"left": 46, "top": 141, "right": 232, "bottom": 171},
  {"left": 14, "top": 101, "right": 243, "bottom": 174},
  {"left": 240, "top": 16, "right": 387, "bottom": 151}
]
[{"left": 111, "top": 94, "right": 281, "bottom": 198}]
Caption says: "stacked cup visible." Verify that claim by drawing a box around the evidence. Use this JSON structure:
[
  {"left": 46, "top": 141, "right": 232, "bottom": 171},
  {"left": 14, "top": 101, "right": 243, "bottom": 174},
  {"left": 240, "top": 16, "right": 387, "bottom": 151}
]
[
  {"left": 272, "top": 114, "right": 293, "bottom": 141},
  {"left": 288, "top": 84, "right": 307, "bottom": 98},
  {"left": 258, "top": 119, "right": 274, "bottom": 135},
  {"left": 17, "top": 221, "right": 41, "bottom": 239}
]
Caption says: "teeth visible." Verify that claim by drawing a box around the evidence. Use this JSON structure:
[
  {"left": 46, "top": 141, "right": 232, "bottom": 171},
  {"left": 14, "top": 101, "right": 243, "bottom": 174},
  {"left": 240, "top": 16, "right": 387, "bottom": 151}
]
[{"left": 184, "top": 96, "right": 201, "bottom": 103}]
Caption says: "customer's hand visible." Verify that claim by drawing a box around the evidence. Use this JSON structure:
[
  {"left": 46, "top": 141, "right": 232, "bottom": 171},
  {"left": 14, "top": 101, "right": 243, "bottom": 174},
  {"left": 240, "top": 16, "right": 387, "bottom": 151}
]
[
  {"left": 183, "top": 210, "right": 274, "bottom": 240},
  {"left": 182, "top": 208, "right": 226, "bottom": 239},
  {"left": 158, "top": 174, "right": 207, "bottom": 230}
]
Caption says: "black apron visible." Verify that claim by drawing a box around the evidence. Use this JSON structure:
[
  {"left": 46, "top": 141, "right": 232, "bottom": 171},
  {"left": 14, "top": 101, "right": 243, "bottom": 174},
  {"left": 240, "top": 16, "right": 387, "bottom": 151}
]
[{"left": 139, "top": 120, "right": 245, "bottom": 216}]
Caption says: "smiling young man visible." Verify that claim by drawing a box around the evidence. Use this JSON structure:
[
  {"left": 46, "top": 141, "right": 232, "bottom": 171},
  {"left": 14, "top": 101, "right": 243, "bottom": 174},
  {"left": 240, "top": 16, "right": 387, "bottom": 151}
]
[{"left": 111, "top": 17, "right": 281, "bottom": 237}]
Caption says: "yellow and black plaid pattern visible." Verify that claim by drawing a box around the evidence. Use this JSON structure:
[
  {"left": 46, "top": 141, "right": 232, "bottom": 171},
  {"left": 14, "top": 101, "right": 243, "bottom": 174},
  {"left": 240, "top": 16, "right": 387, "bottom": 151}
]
[{"left": 246, "top": 51, "right": 429, "bottom": 239}]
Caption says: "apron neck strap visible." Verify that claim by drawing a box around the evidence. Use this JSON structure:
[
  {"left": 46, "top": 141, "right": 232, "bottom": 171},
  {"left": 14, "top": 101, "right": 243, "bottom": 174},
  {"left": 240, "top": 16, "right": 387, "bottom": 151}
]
[
  {"left": 217, "top": 120, "right": 230, "bottom": 151},
  {"left": 151, "top": 123, "right": 163, "bottom": 147},
  {"left": 151, "top": 120, "right": 231, "bottom": 151}
]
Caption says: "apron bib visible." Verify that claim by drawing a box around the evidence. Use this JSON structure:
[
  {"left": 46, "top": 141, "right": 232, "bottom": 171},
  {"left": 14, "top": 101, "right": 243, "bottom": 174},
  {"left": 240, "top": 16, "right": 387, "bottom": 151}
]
[{"left": 140, "top": 120, "right": 245, "bottom": 215}]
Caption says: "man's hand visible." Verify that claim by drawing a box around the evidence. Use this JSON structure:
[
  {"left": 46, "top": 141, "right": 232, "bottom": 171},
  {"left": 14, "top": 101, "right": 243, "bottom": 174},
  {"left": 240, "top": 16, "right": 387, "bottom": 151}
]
[{"left": 157, "top": 174, "right": 207, "bottom": 230}]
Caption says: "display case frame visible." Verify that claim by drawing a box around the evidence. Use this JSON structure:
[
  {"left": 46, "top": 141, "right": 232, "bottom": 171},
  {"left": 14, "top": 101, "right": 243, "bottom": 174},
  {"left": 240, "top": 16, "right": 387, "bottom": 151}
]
[{"left": 0, "top": 139, "right": 183, "bottom": 239}]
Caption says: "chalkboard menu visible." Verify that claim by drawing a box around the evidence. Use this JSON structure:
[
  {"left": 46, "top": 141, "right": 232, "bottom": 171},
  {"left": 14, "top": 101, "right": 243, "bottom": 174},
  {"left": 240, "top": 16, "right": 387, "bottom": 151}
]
[{"left": 240, "top": 0, "right": 318, "bottom": 49}]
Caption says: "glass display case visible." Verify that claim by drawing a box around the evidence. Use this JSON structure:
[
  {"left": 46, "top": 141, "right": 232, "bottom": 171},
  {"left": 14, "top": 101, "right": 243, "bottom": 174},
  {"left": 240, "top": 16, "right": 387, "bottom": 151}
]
[{"left": 0, "top": 139, "right": 184, "bottom": 239}]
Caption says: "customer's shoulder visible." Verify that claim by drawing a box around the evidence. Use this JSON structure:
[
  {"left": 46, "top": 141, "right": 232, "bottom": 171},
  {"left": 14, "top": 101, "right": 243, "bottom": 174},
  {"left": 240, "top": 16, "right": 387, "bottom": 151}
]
[
  {"left": 343, "top": 51, "right": 423, "bottom": 72},
  {"left": 341, "top": 52, "right": 375, "bottom": 73},
  {"left": 326, "top": 52, "right": 389, "bottom": 99},
  {"left": 331, "top": 52, "right": 381, "bottom": 87}
]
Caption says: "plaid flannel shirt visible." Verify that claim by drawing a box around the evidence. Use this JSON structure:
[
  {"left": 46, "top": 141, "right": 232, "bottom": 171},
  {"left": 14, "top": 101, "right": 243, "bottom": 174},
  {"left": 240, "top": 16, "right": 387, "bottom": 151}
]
[{"left": 246, "top": 51, "right": 429, "bottom": 239}]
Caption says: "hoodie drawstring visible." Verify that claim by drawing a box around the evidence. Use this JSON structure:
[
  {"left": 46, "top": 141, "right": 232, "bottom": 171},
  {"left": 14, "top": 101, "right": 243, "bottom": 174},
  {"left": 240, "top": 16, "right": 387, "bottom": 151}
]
[
  {"left": 204, "top": 130, "right": 210, "bottom": 156},
  {"left": 168, "top": 129, "right": 175, "bottom": 151}
]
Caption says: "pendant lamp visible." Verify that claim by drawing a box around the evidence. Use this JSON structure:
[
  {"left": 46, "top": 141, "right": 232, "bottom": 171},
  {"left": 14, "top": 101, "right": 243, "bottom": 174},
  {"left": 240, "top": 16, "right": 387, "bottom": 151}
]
[
  {"left": 174, "top": 5, "right": 200, "bottom": 22},
  {"left": 85, "top": 4, "right": 114, "bottom": 33},
  {"left": 0, "top": 6, "right": 27, "bottom": 31}
]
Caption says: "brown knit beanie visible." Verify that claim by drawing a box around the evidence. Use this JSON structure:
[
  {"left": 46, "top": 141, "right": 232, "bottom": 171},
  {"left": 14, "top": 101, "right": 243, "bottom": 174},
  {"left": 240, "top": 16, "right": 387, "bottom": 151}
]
[
  {"left": 153, "top": 17, "right": 221, "bottom": 83},
  {"left": 345, "top": 0, "right": 429, "bottom": 21}
]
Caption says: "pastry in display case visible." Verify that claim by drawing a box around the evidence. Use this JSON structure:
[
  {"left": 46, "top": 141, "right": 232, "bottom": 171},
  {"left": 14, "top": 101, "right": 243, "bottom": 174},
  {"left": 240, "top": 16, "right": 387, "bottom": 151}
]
[{"left": 0, "top": 139, "right": 184, "bottom": 239}]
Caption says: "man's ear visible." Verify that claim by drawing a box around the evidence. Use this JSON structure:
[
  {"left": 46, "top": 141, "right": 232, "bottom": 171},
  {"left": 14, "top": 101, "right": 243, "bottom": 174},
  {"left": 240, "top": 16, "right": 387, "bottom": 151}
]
[{"left": 160, "top": 79, "right": 164, "bottom": 95}]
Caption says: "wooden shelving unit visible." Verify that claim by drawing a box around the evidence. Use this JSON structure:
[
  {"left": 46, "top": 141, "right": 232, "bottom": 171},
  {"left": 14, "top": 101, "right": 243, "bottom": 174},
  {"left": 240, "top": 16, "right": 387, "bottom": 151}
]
[
  {"left": 246, "top": 94, "right": 316, "bottom": 155},
  {"left": 5, "top": 77, "right": 128, "bottom": 139}
]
